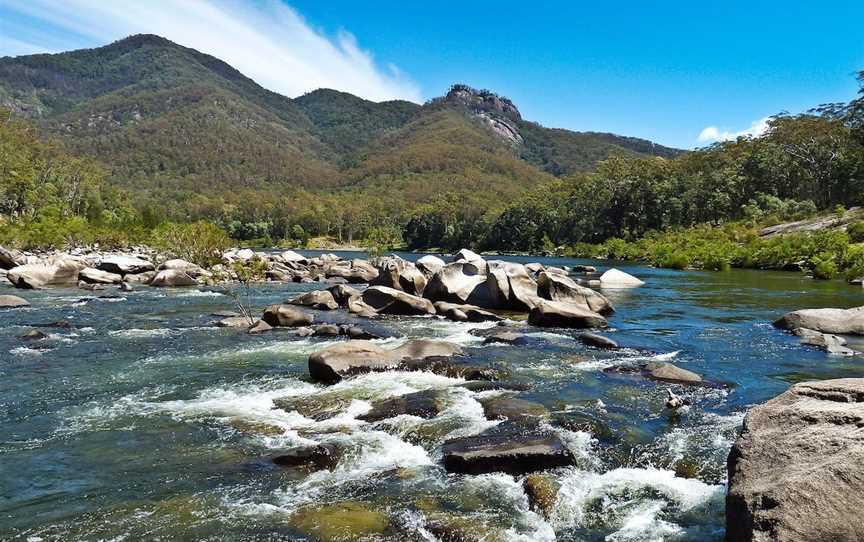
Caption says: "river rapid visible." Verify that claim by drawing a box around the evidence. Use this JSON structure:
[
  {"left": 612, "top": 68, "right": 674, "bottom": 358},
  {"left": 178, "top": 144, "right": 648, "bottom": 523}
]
[{"left": 2, "top": 251, "right": 863, "bottom": 541}]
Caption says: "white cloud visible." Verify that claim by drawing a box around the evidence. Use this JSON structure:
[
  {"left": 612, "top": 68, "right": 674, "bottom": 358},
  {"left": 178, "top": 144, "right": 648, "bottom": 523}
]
[
  {"left": 697, "top": 117, "right": 771, "bottom": 143},
  {"left": 0, "top": 0, "right": 422, "bottom": 103}
]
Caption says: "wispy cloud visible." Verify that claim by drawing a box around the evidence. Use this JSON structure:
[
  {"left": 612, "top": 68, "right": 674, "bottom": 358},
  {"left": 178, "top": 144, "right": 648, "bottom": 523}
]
[
  {"left": 0, "top": 0, "right": 421, "bottom": 103},
  {"left": 697, "top": 117, "right": 771, "bottom": 143}
]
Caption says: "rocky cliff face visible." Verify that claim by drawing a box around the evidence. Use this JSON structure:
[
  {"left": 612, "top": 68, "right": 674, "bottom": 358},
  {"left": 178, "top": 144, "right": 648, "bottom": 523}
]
[
  {"left": 726, "top": 378, "right": 864, "bottom": 541},
  {"left": 442, "top": 84, "right": 523, "bottom": 145}
]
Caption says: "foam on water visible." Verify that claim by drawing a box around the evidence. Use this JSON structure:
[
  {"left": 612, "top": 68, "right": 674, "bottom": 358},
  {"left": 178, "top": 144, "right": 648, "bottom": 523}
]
[
  {"left": 108, "top": 326, "right": 216, "bottom": 339},
  {"left": 552, "top": 466, "right": 724, "bottom": 537},
  {"left": 156, "top": 289, "right": 225, "bottom": 298}
]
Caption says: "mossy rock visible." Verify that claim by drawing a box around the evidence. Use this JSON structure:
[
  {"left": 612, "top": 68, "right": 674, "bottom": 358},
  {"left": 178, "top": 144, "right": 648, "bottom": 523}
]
[
  {"left": 273, "top": 394, "right": 352, "bottom": 420},
  {"left": 673, "top": 458, "right": 702, "bottom": 479},
  {"left": 523, "top": 473, "right": 559, "bottom": 518},
  {"left": 289, "top": 501, "right": 388, "bottom": 541},
  {"left": 424, "top": 512, "right": 505, "bottom": 542},
  {"left": 227, "top": 418, "right": 284, "bottom": 436}
]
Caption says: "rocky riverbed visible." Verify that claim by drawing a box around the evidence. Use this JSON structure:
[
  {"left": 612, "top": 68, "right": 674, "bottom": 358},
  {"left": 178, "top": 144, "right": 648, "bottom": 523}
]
[{"left": 2, "top": 249, "right": 864, "bottom": 541}]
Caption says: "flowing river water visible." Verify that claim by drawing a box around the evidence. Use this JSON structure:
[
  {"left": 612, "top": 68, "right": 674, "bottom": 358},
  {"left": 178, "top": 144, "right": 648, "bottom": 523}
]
[{"left": 2, "top": 252, "right": 864, "bottom": 541}]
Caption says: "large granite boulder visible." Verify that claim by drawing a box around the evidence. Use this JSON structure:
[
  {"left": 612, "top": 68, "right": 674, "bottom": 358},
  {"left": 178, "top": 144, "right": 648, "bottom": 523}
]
[
  {"left": 158, "top": 259, "right": 208, "bottom": 279},
  {"left": 452, "top": 248, "right": 484, "bottom": 263},
  {"left": 97, "top": 255, "right": 154, "bottom": 275},
  {"left": 537, "top": 271, "right": 614, "bottom": 315},
  {"left": 774, "top": 306, "right": 864, "bottom": 335},
  {"left": 528, "top": 300, "right": 608, "bottom": 328},
  {"left": 149, "top": 269, "right": 198, "bottom": 287},
  {"left": 599, "top": 268, "right": 644, "bottom": 287},
  {"left": 325, "top": 259, "right": 378, "bottom": 284},
  {"left": 0, "top": 246, "right": 24, "bottom": 269},
  {"left": 308, "top": 339, "right": 463, "bottom": 384},
  {"left": 726, "top": 379, "right": 864, "bottom": 542},
  {"left": 490, "top": 261, "right": 540, "bottom": 310},
  {"left": 442, "top": 420, "right": 576, "bottom": 475},
  {"left": 372, "top": 256, "right": 426, "bottom": 295},
  {"left": 424, "top": 261, "right": 487, "bottom": 304},
  {"left": 416, "top": 254, "right": 446, "bottom": 277},
  {"left": 79, "top": 267, "right": 123, "bottom": 284},
  {"left": 0, "top": 294, "right": 29, "bottom": 308},
  {"left": 287, "top": 290, "right": 339, "bottom": 310},
  {"left": 261, "top": 304, "right": 314, "bottom": 327},
  {"left": 361, "top": 286, "right": 435, "bottom": 315},
  {"left": 281, "top": 250, "right": 308, "bottom": 264},
  {"left": 6, "top": 259, "right": 84, "bottom": 289},
  {"left": 327, "top": 284, "right": 361, "bottom": 307}
]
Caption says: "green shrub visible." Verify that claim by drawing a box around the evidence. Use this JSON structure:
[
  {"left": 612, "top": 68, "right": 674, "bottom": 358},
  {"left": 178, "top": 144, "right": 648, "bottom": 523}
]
[
  {"left": 150, "top": 221, "right": 230, "bottom": 267},
  {"left": 847, "top": 221, "right": 864, "bottom": 242},
  {"left": 660, "top": 251, "right": 690, "bottom": 270}
]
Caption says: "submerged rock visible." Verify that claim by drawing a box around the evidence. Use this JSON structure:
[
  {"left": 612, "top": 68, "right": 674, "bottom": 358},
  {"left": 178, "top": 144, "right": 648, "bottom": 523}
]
[
  {"left": 272, "top": 444, "right": 339, "bottom": 471},
  {"left": 523, "top": 473, "right": 559, "bottom": 518},
  {"left": 358, "top": 389, "right": 447, "bottom": 422},
  {"left": 599, "top": 268, "right": 644, "bottom": 287},
  {"left": 289, "top": 501, "right": 388, "bottom": 542},
  {"left": 442, "top": 420, "right": 575, "bottom": 475},
  {"left": 775, "top": 306, "right": 864, "bottom": 335},
  {"left": 480, "top": 396, "right": 549, "bottom": 420},
  {"left": 216, "top": 316, "right": 253, "bottom": 328},
  {"left": 528, "top": 300, "right": 607, "bottom": 328},
  {"left": 481, "top": 330, "right": 529, "bottom": 345},
  {"left": 578, "top": 332, "right": 618, "bottom": 349},
  {"left": 726, "top": 378, "right": 864, "bottom": 542},
  {"left": 19, "top": 329, "right": 46, "bottom": 341},
  {"left": 0, "top": 294, "right": 29, "bottom": 308}
]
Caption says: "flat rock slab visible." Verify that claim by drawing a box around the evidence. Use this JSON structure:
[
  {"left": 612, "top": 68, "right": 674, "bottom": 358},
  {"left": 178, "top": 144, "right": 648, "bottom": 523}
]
[
  {"left": 480, "top": 396, "right": 549, "bottom": 420},
  {"left": 726, "top": 378, "right": 864, "bottom": 542},
  {"left": 775, "top": 306, "right": 864, "bottom": 335},
  {"left": 442, "top": 420, "right": 575, "bottom": 475},
  {"left": 361, "top": 286, "right": 435, "bottom": 315},
  {"left": 528, "top": 299, "right": 608, "bottom": 329}
]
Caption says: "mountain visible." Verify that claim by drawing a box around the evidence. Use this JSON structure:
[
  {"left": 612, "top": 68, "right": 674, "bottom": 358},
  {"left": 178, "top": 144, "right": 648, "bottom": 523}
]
[{"left": 0, "top": 34, "right": 681, "bottom": 225}]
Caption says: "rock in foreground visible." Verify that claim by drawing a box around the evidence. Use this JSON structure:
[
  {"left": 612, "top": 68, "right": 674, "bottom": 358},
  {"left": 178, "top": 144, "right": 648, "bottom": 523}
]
[
  {"left": 726, "top": 378, "right": 864, "bottom": 542},
  {"left": 442, "top": 420, "right": 575, "bottom": 475}
]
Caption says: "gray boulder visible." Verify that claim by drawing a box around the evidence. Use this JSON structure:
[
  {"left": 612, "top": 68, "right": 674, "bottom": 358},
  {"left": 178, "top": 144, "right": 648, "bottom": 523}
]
[
  {"left": 328, "top": 284, "right": 361, "bottom": 306},
  {"left": 599, "top": 268, "right": 644, "bottom": 287},
  {"left": 537, "top": 271, "right": 614, "bottom": 315},
  {"left": 645, "top": 361, "right": 702, "bottom": 384},
  {"left": 149, "top": 269, "right": 198, "bottom": 287},
  {"left": 79, "top": 267, "right": 123, "bottom": 284},
  {"left": 158, "top": 259, "right": 208, "bottom": 279},
  {"left": 726, "top": 379, "right": 864, "bottom": 542},
  {"left": 261, "top": 304, "right": 314, "bottom": 327},
  {"left": 0, "top": 246, "right": 24, "bottom": 269},
  {"left": 775, "top": 306, "right": 864, "bottom": 335},
  {"left": 0, "top": 294, "right": 29, "bottom": 308},
  {"left": 794, "top": 327, "right": 856, "bottom": 356},
  {"left": 416, "top": 254, "right": 446, "bottom": 277},
  {"left": 98, "top": 255, "right": 154, "bottom": 275},
  {"left": 479, "top": 397, "right": 549, "bottom": 420},
  {"left": 372, "top": 256, "right": 426, "bottom": 295},
  {"left": 578, "top": 332, "right": 618, "bottom": 349},
  {"left": 287, "top": 290, "right": 339, "bottom": 310},
  {"left": 442, "top": 420, "right": 576, "bottom": 475},
  {"left": 528, "top": 300, "right": 608, "bottom": 328},
  {"left": 361, "top": 286, "right": 435, "bottom": 316},
  {"left": 325, "top": 259, "right": 378, "bottom": 283},
  {"left": 434, "top": 301, "right": 501, "bottom": 322},
  {"left": 6, "top": 259, "right": 84, "bottom": 289},
  {"left": 424, "top": 261, "right": 487, "bottom": 304},
  {"left": 452, "top": 248, "right": 484, "bottom": 263}
]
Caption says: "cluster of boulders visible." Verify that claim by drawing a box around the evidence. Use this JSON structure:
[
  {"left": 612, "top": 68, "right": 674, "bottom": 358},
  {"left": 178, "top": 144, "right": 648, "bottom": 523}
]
[{"left": 774, "top": 306, "right": 864, "bottom": 355}]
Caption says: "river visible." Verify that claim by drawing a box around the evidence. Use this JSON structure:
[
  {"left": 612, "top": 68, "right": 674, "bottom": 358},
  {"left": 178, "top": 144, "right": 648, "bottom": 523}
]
[{"left": 2, "top": 252, "right": 863, "bottom": 541}]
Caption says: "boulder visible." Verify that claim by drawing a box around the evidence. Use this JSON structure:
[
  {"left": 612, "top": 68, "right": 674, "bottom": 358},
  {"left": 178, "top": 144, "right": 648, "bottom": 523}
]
[
  {"left": 482, "top": 330, "right": 529, "bottom": 345},
  {"left": 312, "top": 324, "right": 342, "bottom": 337},
  {"left": 452, "top": 248, "right": 484, "bottom": 263},
  {"left": 327, "top": 284, "right": 361, "bottom": 307},
  {"left": 479, "top": 396, "right": 549, "bottom": 420},
  {"left": 578, "top": 332, "right": 618, "bottom": 349},
  {"left": 347, "top": 297, "right": 378, "bottom": 318},
  {"left": 434, "top": 301, "right": 501, "bottom": 323},
  {"left": 528, "top": 300, "right": 608, "bottom": 328},
  {"left": 775, "top": 306, "right": 864, "bottom": 335},
  {"left": 416, "top": 254, "right": 446, "bottom": 277},
  {"left": 308, "top": 339, "right": 462, "bottom": 384},
  {"left": 158, "top": 259, "right": 208, "bottom": 278},
  {"left": 487, "top": 261, "right": 540, "bottom": 310},
  {"left": 19, "top": 329, "right": 47, "bottom": 341},
  {"left": 78, "top": 267, "right": 123, "bottom": 284},
  {"left": 372, "top": 256, "right": 426, "bottom": 295},
  {"left": 247, "top": 320, "right": 273, "bottom": 334},
  {"left": 726, "top": 379, "right": 864, "bottom": 542},
  {"left": 525, "top": 262, "right": 545, "bottom": 275},
  {"left": 424, "top": 262, "right": 487, "bottom": 304},
  {"left": 441, "top": 420, "right": 576, "bottom": 475},
  {"left": 0, "top": 294, "right": 29, "bottom": 308},
  {"left": 0, "top": 246, "right": 24, "bottom": 269},
  {"left": 97, "top": 255, "right": 154, "bottom": 275},
  {"left": 794, "top": 327, "right": 856, "bottom": 356},
  {"left": 261, "top": 304, "right": 314, "bottom": 327},
  {"left": 325, "top": 259, "right": 378, "bottom": 284},
  {"left": 287, "top": 290, "right": 339, "bottom": 310},
  {"left": 523, "top": 474, "right": 559, "bottom": 518},
  {"left": 599, "top": 268, "right": 644, "bottom": 287},
  {"left": 358, "top": 389, "right": 447, "bottom": 422},
  {"left": 149, "top": 269, "right": 198, "bottom": 287},
  {"left": 272, "top": 444, "right": 339, "bottom": 471},
  {"left": 289, "top": 502, "right": 388, "bottom": 542},
  {"left": 361, "top": 286, "right": 435, "bottom": 315},
  {"left": 124, "top": 271, "right": 156, "bottom": 285},
  {"left": 281, "top": 250, "right": 308, "bottom": 264},
  {"left": 572, "top": 265, "right": 597, "bottom": 273},
  {"left": 217, "top": 316, "right": 253, "bottom": 328},
  {"left": 6, "top": 260, "right": 83, "bottom": 289},
  {"left": 645, "top": 361, "right": 702, "bottom": 384},
  {"left": 537, "top": 271, "right": 614, "bottom": 315}
]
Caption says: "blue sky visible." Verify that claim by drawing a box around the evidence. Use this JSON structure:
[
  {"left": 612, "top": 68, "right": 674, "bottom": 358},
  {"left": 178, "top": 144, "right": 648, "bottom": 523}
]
[{"left": 1, "top": 0, "right": 863, "bottom": 149}]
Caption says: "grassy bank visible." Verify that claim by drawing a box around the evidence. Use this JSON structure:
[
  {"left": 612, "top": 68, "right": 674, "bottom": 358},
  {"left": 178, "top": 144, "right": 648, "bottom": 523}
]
[{"left": 567, "top": 220, "right": 864, "bottom": 281}]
